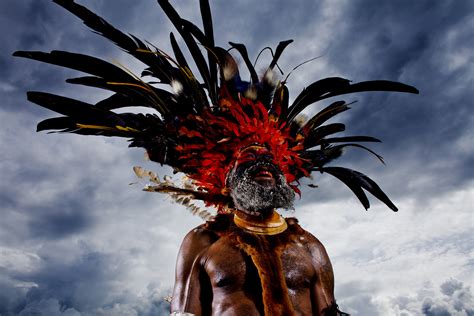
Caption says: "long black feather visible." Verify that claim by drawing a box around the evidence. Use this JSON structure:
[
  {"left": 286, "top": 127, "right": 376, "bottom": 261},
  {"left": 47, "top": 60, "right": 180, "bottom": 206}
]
[
  {"left": 28, "top": 91, "right": 119, "bottom": 122},
  {"left": 228, "top": 42, "right": 259, "bottom": 84},
  {"left": 27, "top": 91, "right": 154, "bottom": 138},
  {"left": 14, "top": 50, "right": 131, "bottom": 80},
  {"left": 323, "top": 168, "right": 371, "bottom": 210},
  {"left": 288, "top": 78, "right": 419, "bottom": 121},
  {"left": 304, "top": 123, "right": 346, "bottom": 149},
  {"left": 330, "top": 143, "right": 385, "bottom": 164},
  {"left": 94, "top": 93, "right": 154, "bottom": 112},
  {"left": 301, "top": 147, "right": 344, "bottom": 168},
  {"left": 169, "top": 33, "right": 190, "bottom": 70},
  {"left": 158, "top": 0, "right": 213, "bottom": 105},
  {"left": 301, "top": 101, "right": 350, "bottom": 134},
  {"left": 321, "top": 136, "right": 381, "bottom": 144},
  {"left": 199, "top": 0, "right": 217, "bottom": 99},
  {"left": 66, "top": 76, "right": 173, "bottom": 116},
  {"left": 289, "top": 77, "right": 350, "bottom": 120},
  {"left": 14, "top": 51, "right": 174, "bottom": 116},
  {"left": 320, "top": 167, "right": 398, "bottom": 211},
  {"left": 269, "top": 39, "right": 293, "bottom": 70},
  {"left": 52, "top": 0, "right": 178, "bottom": 84},
  {"left": 14, "top": 50, "right": 175, "bottom": 114},
  {"left": 37, "top": 117, "right": 76, "bottom": 132}
]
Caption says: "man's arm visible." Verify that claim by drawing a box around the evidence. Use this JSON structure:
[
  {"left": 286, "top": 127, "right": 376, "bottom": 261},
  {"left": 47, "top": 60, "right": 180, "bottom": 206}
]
[
  {"left": 306, "top": 233, "right": 343, "bottom": 316},
  {"left": 171, "top": 225, "right": 216, "bottom": 315}
]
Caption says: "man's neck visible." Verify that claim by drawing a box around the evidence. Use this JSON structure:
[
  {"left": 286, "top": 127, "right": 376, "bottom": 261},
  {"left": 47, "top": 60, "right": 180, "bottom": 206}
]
[{"left": 233, "top": 209, "right": 287, "bottom": 235}]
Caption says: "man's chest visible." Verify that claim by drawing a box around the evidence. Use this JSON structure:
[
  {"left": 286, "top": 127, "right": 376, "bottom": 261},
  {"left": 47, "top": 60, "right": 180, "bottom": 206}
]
[{"left": 202, "top": 234, "right": 315, "bottom": 291}]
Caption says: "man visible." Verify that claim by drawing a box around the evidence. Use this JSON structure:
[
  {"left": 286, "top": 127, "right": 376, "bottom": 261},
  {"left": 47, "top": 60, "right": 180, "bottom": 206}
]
[
  {"left": 15, "top": 1, "right": 418, "bottom": 315},
  {"left": 171, "top": 145, "right": 341, "bottom": 315}
]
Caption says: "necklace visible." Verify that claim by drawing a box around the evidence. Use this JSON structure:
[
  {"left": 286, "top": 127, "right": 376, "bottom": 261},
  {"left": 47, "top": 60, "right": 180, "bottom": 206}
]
[{"left": 233, "top": 210, "right": 287, "bottom": 235}]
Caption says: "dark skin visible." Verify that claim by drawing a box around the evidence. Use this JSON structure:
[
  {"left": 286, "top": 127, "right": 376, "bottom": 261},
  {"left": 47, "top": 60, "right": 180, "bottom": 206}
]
[
  {"left": 171, "top": 218, "right": 337, "bottom": 315},
  {"left": 171, "top": 147, "right": 339, "bottom": 315}
]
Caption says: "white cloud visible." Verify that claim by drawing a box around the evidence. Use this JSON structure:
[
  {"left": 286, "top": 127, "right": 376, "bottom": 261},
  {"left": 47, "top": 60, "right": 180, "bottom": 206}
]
[{"left": 296, "top": 181, "right": 473, "bottom": 314}]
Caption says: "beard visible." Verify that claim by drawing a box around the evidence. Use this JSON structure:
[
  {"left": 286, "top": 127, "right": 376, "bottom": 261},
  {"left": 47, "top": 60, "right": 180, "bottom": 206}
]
[{"left": 227, "top": 161, "right": 295, "bottom": 215}]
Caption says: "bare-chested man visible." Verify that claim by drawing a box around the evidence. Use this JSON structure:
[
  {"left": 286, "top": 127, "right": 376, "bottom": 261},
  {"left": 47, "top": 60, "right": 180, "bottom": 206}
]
[{"left": 171, "top": 145, "right": 343, "bottom": 316}]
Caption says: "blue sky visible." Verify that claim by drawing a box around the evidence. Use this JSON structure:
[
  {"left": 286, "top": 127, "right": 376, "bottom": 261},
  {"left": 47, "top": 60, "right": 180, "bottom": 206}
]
[{"left": 1, "top": 1, "right": 473, "bottom": 315}]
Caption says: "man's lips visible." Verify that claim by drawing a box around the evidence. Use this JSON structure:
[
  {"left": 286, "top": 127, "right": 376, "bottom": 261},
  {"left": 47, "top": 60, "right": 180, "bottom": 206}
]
[
  {"left": 250, "top": 166, "right": 276, "bottom": 185},
  {"left": 254, "top": 170, "right": 274, "bottom": 179}
]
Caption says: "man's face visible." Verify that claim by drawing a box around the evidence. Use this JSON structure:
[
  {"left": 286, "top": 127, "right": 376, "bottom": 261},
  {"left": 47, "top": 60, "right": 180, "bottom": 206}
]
[{"left": 226, "top": 145, "right": 295, "bottom": 216}]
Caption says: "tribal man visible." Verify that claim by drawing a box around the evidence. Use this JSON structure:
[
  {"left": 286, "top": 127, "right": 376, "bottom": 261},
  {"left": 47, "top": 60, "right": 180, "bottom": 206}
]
[
  {"left": 171, "top": 144, "right": 341, "bottom": 315},
  {"left": 15, "top": 0, "right": 418, "bottom": 315}
]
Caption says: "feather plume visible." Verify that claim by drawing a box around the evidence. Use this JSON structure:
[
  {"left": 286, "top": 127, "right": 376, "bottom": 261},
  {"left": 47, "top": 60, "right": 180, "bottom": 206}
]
[{"left": 15, "top": 0, "right": 418, "bottom": 213}]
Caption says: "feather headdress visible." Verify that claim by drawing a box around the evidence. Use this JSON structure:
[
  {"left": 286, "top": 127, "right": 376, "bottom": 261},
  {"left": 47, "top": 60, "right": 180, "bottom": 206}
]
[{"left": 14, "top": 0, "right": 418, "bottom": 213}]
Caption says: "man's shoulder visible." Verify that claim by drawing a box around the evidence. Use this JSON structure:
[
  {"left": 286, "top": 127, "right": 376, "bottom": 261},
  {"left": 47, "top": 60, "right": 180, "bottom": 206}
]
[
  {"left": 182, "top": 213, "right": 233, "bottom": 246},
  {"left": 285, "top": 217, "right": 328, "bottom": 252},
  {"left": 182, "top": 223, "right": 216, "bottom": 246}
]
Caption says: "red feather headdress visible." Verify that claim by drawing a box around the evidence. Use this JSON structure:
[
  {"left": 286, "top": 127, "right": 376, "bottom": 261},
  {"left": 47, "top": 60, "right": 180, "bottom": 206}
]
[{"left": 14, "top": 0, "right": 418, "bottom": 214}]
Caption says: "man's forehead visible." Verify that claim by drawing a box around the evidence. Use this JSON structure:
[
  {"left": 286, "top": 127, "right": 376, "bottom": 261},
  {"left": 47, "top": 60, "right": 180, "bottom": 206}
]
[{"left": 228, "top": 144, "right": 274, "bottom": 177}]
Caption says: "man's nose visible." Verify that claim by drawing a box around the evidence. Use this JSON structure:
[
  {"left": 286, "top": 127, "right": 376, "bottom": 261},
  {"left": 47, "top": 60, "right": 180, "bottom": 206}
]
[{"left": 257, "top": 154, "right": 274, "bottom": 163}]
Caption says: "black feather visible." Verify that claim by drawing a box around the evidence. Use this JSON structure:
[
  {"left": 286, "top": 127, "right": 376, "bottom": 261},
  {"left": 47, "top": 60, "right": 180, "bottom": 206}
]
[
  {"left": 321, "top": 136, "right": 381, "bottom": 144},
  {"left": 65, "top": 76, "right": 173, "bottom": 115},
  {"left": 14, "top": 50, "right": 175, "bottom": 115},
  {"left": 269, "top": 39, "right": 293, "bottom": 70},
  {"left": 199, "top": 0, "right": 217, "bottom": 99},
  {"left": 52, "top": 0, "right": 177, "bottom": 84},
  {"left": 288, "top": 78, "right": 419, "bottom": 121},
  {"left": 28, "top": 91, "right": 118, "bottom": 123},
  {"left": 228, "top": 42, "right": 259, "bottom": 84},
  {"left": 169, "top": 33, "right": 190, "bottom": 70},
  {"left": 37, "top": 117, "right": 76, "bottom": 132},
  {"left": 301, "top": 101, "right": 350, "bottom": 134},
  {"left": 301, "top": 147, "right": 344, "bottom": 168},
  {"left": 94, "top": 93, "right": 147, "bottom": 111},
  {"left": 27, "top": 91, "right": 152, "bottom": 137},
  {"left": 270, "top": 83, "right": 289, "bottom": 117},
  {"left": 330, "top": 143, "right": 385, "bottom": 164},
  {"left": 14, "top": 50, "right": 130, "bottom": 80},
  {"left": 304, "top": 123, "right": 346, "bottom": 149},
  {"left": 158, "top": 0, "right": 213, "bottom": 105},
  {"left": 289, "top": 77, "right": 351, "bottom": 120},
  {"left": 320, "top": 167, "right": 398, "bottom": 211}
]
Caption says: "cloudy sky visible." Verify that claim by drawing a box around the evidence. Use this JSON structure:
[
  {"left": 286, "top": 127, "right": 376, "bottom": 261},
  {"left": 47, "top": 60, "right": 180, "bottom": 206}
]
[{"left": 1, "top": 0, "right": 473, "bottom": 315}]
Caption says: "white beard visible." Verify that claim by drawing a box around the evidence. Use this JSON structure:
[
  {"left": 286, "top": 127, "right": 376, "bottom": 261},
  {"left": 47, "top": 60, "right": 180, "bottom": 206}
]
[{"left": 227, "top": 163, "right": 295, "bottom": 214}]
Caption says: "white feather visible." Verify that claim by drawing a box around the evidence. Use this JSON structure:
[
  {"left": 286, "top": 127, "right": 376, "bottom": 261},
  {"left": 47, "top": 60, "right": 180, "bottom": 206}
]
[
  {"left": 223, "top": 64, "right": 237, "bottom": 81},
  {"left": 263, "top": 68, "right": 278, "bottom": 87},
  {"left": 244, "top": 86, "right": 258, "bottom": 100},
  {"left": 171, "top": 79, "right": 183, "bottom": 95},
  {"left": 294, "top": 114, "right": 308, "bottom": 127}
]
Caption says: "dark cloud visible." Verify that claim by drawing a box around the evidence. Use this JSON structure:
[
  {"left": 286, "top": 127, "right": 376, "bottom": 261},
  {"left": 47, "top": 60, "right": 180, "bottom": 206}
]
[
  {"left": 26, "top": 201, "right": 93, "bottom": 240},
  {"left": 335, "top": 281, "right": 382, "bottom": 314},
  {"left": 440, "top": 278, "right": 464, "bottom": 297},
  {"left": 0, "top": 251, "right": 170, "bottom": 315},
  {"left": 211, "top": 1, "right": 325, "bottom": 50},
  {"left": 290, "top": 0, "right": 474, "bottom": 206}
]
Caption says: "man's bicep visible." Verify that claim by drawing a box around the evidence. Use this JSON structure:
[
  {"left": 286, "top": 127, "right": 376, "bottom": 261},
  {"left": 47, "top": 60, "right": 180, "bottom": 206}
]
[
  {"left": 171, "top": 226, "right": 215, "bottom": 314},
  {"left": 306, "top": 235, "right": 337, "bottom": 315}
]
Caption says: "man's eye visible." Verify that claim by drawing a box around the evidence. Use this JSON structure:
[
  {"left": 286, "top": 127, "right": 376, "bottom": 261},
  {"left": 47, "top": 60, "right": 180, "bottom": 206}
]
[
  {"left": 263, "top": 154, "right": 273, "bottom": 160},
  {"left": 243, "top": 152, "right": 256, "bottom": 159}
]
